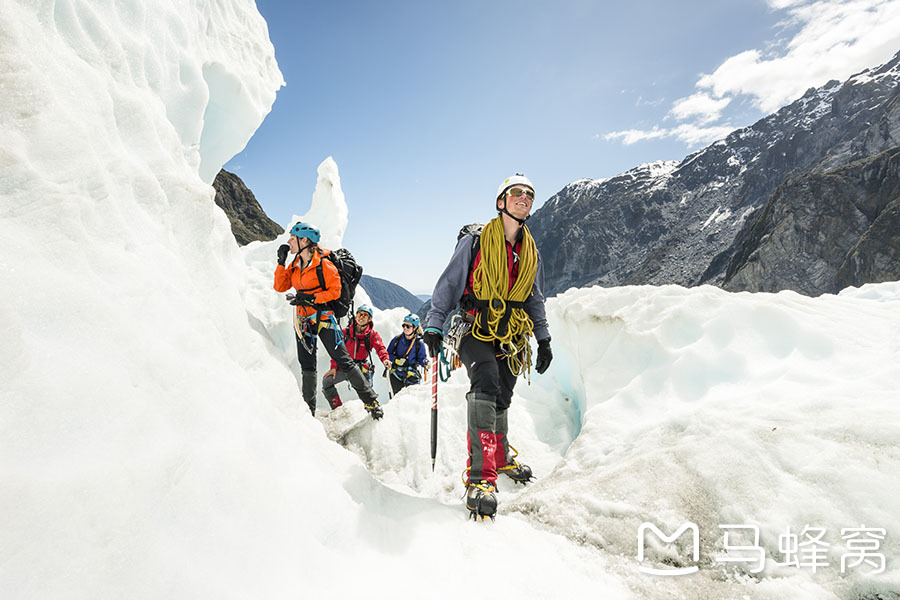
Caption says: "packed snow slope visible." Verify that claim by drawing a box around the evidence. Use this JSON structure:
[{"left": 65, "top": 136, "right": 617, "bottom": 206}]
[
  {"left": 2, "top": 2, "right": 900, "bottom": 600},
  {"left": 0, "top": 2, "right": 626, "bottom": 599}
]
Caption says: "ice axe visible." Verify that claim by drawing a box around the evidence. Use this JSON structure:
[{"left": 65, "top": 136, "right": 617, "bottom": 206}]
[{"left": 430, "top": 354, "right": 438, "bottom": 471}]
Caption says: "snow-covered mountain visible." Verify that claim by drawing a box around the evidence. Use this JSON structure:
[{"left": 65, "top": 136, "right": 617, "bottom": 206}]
[{"left": 529, "top": 51, "right": 900, "bottom": 296}]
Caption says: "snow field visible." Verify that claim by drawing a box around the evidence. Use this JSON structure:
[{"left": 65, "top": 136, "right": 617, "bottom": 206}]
[{"left": 3, "top": 0, "right": 899, "bottom": 598}]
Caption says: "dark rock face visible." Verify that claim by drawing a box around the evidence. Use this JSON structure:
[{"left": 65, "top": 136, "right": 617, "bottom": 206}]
[
  {"left": 529, "top": 52, "right": 900, "bottom": 296},
  {"left": 835, "top": 201, "right": 900, "bottom": 289},
  {"left": 359, "top": 274, "right": 424, "bottom": 313},
  {"left": 212, "top": 169, "right": 283, "bottom": 246},
  {"left": 724, "top": 147, "right": 900, "bottom": 294}
]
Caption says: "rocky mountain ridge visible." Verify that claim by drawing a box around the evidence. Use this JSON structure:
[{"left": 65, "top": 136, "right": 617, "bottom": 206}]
[
  {"left": 360, "top": 274, "right": 424, "bottom": 313},
  {"left": 724, "top": 146, "right": 900, "bottom": 294},
  {"left": 529, "top": 51, "right": 900, "bottom": 296}
]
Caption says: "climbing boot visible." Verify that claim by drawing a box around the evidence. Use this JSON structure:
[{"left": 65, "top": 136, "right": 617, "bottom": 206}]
[
  {"left": 465, "top": 479, "right": 497, "bottom": 520},
  {"left": 346, "top": 365, "right": 382, "bottom": 420}
]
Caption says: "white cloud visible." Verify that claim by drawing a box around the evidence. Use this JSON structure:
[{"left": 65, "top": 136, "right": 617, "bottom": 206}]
[
  {"left": 767, "top": 0, "right": 808, "bottom": 7},
  {"left": 603, "top": 123, "right": 736, "bottom": 146},
  {"left": 699, "top": 0, "right": 900, "bottom": 113},
  {"left": 669, "top": 93, "right": 732, "bottom": 124},
  {"left": 637, "top": 95, "right": 667, "bottom": 107},
  {"left": 606, "top": 0, "right": 900, "bottom": 147}
]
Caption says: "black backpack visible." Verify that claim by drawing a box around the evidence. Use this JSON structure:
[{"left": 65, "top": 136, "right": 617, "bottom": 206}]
[
  {"left": 458, "top": 223, "right": 484, "bottom": 261},
  {"left": 314, "top": 248, "right": 363, "bottom": 318}
]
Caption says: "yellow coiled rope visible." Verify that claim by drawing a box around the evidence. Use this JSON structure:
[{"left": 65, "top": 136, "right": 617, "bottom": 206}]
[{"left": 470, "top": 216, "right": 538, "bottom": 376}]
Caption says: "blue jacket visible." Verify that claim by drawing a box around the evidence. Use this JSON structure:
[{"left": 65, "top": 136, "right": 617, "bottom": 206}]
[
  {"left": 425, "top": 231, "right": 550, "bottom": 341},
  {"left": 388, "top": 333, "right": 428, "bottom": 382}
]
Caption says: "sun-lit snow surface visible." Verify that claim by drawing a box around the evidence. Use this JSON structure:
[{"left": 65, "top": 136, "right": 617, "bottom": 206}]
[
  {"left": 246, "top": 165, "right": 900, "bottom": 599},
  {"left": 3, "top": 1, "right": 900, "bottom": 599},
  {"left": 543, "top": 284, "right": 900, "bottom": 598},
  {"left": 0, "top": 1, "right": 623, "bottom": 599},
  {"left": 305, "top": 281, "right": 900, "bottom": 600}
]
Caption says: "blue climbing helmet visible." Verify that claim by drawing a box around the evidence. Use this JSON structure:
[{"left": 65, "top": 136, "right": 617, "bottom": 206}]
[
  {"left": 356, "top": 304, "right": 373, "bottom": 318},
  {"left": 403, "top": 313, "right": 420, "bottom": 328},
  {"left": 289, "top": 222, "right": 320, "bottom": 243}
]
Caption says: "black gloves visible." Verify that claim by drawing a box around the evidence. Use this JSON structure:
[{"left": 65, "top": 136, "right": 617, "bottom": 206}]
[
  {"left": 423, "top": 327, "right": 443, "bottom": 358},
  {"left": 290, "top": 292, "right": 316, "bottom": 306},
  {"left": 277, "top": 244, "right": 290, "bottom": 266},
  {"left": 535, "top": 338, "right": 553, "bottom": 374}
]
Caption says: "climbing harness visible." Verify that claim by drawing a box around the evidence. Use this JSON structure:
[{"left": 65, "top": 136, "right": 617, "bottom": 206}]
[{"left": 390, "top": 334, "right": 422, "bottom": 383}]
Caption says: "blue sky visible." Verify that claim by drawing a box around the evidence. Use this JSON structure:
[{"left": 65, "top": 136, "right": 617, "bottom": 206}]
[{"left": 226, "top": 0, "right": 900, "bottom": 294}]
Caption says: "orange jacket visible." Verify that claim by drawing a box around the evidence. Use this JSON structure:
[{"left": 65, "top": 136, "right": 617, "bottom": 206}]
[{"left": 273, "top": 249, "right": 341, "bottom": 319}]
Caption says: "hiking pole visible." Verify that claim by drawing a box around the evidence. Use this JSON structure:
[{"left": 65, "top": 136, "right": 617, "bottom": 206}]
[
  {"left": 383, "top": 367, "right": 393, "bottom": 399},
  {"left": 430, "top": 353, "right": 438, "bottom": 471}
]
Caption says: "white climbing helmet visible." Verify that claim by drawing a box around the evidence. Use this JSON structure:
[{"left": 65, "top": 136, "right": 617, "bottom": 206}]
[{"left": 496, "top": 173, "right": 534, "bottom": 200}]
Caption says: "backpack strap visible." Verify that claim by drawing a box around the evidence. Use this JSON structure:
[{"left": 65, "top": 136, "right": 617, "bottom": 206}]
[
  {"left": 294, "top": 252, "right": 328, "bottom": 295},
  {"left": 402, "top": 336, "right": 415, "bottom": 358},
  {"left": 471, "top": 232, "right": 481, "bottom": 269},
  {"left": 461, "top": 229, "right": 481, "bottom": 298},
  {"left": 316, "top": 261, "right": 326, "bottom": 290},
  {"left": 388, "top": 335, "right": 399, "bottom": 356},
  {"left": 352, "top": 323, "right": 373, "bottom": 356},
  {"left": 342, "top": 321, "right": 373, "bottom": 367}
]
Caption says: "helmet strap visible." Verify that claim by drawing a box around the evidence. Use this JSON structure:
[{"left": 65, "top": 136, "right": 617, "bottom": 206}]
[
  {"left": 500, "top": 207, "right": 529, "bottom": 225},
  {"left": 497, "top": 198, "right": 529, "bottom": 225}
]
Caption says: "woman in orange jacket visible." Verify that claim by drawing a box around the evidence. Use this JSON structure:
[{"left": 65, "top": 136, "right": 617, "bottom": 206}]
[{"left": 274, "top": 222, "right": 382, "bottom": 419}]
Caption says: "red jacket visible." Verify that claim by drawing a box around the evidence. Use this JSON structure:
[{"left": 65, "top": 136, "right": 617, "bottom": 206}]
[
  {"left": 273, "top": 248, "right": 340, "bottom": 319},
  {"left": 330, "top": 321, "right": 389, "bottom": 369}
]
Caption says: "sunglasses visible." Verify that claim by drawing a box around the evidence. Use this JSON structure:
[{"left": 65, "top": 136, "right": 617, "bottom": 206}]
[
  {"left": 507, "top": 187, "right": 535, "bottom": 200},
  {"left": 402, "top": 323, "right": 414, "bottom": 329}
]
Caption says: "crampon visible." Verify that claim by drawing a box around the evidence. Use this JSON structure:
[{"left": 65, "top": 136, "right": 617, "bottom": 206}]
[
  {"left": 363, "top": 401, "right": 383, "bottom": 420},
  {"left": 461, "top": 469, "right": 497, "bottom": 521},
  {"left": 498, "top": 445, "right": 534, "bottom": 484},
  {"left": 465, "top": 480, "right": 497, "bottom": 521}
]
